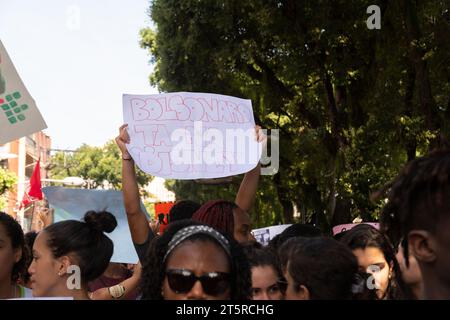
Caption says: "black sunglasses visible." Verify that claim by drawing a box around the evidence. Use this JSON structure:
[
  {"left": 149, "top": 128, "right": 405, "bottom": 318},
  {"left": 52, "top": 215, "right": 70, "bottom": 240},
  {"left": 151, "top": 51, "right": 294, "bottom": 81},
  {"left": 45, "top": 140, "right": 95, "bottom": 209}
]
[{"left": 166, "top": 269, "right": 230, "bottom": 296}]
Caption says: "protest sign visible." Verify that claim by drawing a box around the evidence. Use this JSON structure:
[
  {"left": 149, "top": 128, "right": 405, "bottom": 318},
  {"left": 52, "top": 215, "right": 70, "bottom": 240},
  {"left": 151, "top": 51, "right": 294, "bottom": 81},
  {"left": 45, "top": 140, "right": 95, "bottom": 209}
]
[
  {"left": 42, "top": 187, "right": 144, "bottom": 264},
  {"left": 252, "top": 224, "right": 292, "bottom": 246},
  {"left": 123, "top": 92, "right": 262, "bottom": 179},
  {"left": 0, "top": 40, "right": 47, "bottom": 144},
  {"left": 154, "top": 202, "right": 174, "bottom": 234}
]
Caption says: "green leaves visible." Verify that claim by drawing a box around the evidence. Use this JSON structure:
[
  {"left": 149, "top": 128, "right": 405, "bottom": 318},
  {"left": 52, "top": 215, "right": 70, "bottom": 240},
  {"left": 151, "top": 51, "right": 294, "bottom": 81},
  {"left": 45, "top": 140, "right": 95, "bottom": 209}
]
[
  {"left": 49, "top": 140, "right": 153, "bottom": 190},
  {"left": 0, "top": 168, "right": 17, "bottom": 211},
  {"left": 141, "top": 0, "right": 450, "bottom": 230},
  {"left": 0, "top": 167, "right": 17, "bottom": 195}
]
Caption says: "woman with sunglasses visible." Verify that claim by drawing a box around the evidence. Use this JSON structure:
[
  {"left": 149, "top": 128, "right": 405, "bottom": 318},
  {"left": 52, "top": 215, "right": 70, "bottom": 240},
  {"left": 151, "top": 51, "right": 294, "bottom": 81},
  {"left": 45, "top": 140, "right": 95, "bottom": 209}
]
[{"left": 140, "top": 220, "right": 251, "bottom": 300}]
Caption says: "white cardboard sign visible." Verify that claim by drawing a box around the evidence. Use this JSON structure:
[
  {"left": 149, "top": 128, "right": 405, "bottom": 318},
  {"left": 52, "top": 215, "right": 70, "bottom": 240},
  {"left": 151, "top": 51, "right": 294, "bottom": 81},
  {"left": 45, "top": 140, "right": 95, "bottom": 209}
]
[
  {"left": 123, "top": 92, "right": 261, "bottom": 179},
  {"left": 252, "top": 224, "right": 292, "bottom": 246},
  {"left": 0, "top": 40, "right": 47, "bottom": 144}
]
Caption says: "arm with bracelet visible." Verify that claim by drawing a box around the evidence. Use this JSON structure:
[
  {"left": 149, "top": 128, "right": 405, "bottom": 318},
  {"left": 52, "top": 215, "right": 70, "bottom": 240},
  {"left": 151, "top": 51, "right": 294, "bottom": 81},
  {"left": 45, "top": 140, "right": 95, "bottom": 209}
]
[
  {"left": 89, "top": 262, "right": 142, "bottom": 300},
  {"left": 115, "top": 124, "right": 154, "bottom": 262}
]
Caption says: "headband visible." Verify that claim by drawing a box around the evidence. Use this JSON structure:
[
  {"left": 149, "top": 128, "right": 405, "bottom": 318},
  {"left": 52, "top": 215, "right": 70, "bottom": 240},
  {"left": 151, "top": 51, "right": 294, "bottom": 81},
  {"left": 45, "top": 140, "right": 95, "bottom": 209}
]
[{"left": 163, "top": 225, "right": 231, "bottom": 263}]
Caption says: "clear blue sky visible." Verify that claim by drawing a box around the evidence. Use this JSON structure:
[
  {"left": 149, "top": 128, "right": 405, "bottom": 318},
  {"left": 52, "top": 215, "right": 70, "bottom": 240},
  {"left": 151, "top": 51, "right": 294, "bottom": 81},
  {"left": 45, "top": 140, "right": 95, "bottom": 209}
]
[{"left": 0, "top": 0, "right": 158, "bottom": 150}]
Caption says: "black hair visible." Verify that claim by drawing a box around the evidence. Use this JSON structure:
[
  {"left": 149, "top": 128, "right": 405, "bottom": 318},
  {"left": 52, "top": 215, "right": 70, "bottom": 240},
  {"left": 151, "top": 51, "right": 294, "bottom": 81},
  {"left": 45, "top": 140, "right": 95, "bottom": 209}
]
[
  {"left": 268, "top": 224, "right": 322, "bottom": 251},
  {"left": 333, "top": 230, "right": 349, "bottom": 241},
  {"left": 380, "top": 149, "right": 450, "bottom": 266},
  {"left": 169, "top": 200, "right": 201, "bottom": 223},
  {"left": 279, "top": 236, "right": 358, "bottom": 300},
  {"left": 243, "top": 243, "right": 286, "bottom": 293},
  {"left": 352, "top": 272, "right": 378, "bottom": 300},
  {"left": 340, "top": 224, "right": 411, "bottom": 299},
  {"left": 140, "top": 219, "right": 251, "bottom": 300},
  {"left": 24, "top": 231, "right": 38, "bottom": 250},
  {"left": 0, "top": 212, "right": 29, "bottom": 283},
  {"left": 43, "top": 210, "right": 117, "bottom": 283},
  {"left": 242, "top": 243, "right": 283, "bottom": 278},
  {"left": 22, "top": 231, "right": 38, "bottom": 284}
]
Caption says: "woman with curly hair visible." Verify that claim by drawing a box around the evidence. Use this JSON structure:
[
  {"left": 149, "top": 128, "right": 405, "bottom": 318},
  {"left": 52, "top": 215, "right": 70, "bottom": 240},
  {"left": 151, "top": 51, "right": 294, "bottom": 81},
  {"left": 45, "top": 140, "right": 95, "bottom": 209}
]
[
  {"left": 242, "top": 243, "right": 286, "bottom": 300},
  {"left": 140, "top": 220, "right": 251, "bottom": 300},
  {"left": 0, "top": 212, "right": 31, "bottom": 299}
]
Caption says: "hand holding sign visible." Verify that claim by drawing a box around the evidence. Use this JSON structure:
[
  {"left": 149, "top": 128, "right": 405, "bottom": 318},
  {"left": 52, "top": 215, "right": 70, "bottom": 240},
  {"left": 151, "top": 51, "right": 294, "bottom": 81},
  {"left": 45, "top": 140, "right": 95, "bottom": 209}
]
[
  {"left": 115, "top": 124, "right": 132, "bottom": 160},
  {"left": 122, "top": 92, "right": 262, "bottom": 179}
]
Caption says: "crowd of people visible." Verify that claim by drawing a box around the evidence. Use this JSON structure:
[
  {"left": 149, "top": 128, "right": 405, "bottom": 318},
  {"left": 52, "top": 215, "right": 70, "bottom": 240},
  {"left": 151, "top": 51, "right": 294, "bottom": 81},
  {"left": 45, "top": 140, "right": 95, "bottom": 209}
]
[{"left": 0, "top": 124, "right": 449, "bottom": 300}]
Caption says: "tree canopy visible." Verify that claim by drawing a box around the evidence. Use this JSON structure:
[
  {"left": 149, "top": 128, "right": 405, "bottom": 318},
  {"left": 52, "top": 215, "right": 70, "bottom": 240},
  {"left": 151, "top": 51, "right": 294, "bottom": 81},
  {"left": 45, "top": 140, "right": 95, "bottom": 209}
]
[
  {"left": 0, "top": 167, "right": 17, "bottom": 210},
  {"left": 140, "top": 0, "right": 450, "bottom": 231},
  {"left": 49, "top": 140, "right": 153, "bottom": 190}
]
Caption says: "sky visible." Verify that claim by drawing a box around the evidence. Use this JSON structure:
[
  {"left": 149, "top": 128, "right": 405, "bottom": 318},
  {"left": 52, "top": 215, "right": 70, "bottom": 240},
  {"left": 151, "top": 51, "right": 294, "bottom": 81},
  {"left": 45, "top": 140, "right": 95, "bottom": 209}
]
[{"left": 0, "top": 0, "right": 158, "bottom": 150}]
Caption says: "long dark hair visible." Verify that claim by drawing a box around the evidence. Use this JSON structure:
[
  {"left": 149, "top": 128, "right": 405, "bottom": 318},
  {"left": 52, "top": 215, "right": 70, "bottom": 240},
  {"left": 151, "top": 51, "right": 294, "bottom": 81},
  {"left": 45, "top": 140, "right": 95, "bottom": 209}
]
[
  {"left": 0, "top": 212, "right": 29, "bottom": 283},
  {"left": 340, "top": 224, "right": 412, "bottom": 299},
  {"left": 140, "top": 220, "right": 251, "bottom": 300}
]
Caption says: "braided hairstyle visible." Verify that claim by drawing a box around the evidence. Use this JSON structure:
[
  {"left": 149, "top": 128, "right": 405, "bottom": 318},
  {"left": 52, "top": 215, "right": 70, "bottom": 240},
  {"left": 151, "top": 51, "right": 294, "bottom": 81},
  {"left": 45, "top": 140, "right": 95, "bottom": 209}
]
[
  {"left": 191, "top": 200, "right": 237, "bottom": 237},
  {"left": 380, "top": 148, "right": 450, "bottom": 267}
]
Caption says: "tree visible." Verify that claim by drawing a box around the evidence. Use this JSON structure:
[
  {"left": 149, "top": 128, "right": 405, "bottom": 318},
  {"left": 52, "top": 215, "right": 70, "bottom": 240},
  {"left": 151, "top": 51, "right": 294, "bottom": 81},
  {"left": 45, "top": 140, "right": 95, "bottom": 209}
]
[
  {"left": 49, "top": 140, "right": 153, "bottom": 190},
  {"left": 141, "top": 0, "right": 450, "bottom": 231},
  {"left": 0, "top": 167, "right": 17, "bottom": 210}
]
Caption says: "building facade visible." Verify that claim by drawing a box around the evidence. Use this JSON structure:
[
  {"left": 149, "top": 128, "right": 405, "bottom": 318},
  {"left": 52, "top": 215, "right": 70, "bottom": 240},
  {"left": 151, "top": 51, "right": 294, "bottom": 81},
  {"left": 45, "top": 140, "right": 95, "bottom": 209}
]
[{"left": 0, "top": 131, "right": 51, "bottom": 223}]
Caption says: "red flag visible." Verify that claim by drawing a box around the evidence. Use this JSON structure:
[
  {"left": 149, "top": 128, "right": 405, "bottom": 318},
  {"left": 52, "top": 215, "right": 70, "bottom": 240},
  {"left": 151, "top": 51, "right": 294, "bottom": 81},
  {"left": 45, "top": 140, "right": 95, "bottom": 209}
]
[{"left": 20, "top": 160, "right": 43, "bottom": 209}]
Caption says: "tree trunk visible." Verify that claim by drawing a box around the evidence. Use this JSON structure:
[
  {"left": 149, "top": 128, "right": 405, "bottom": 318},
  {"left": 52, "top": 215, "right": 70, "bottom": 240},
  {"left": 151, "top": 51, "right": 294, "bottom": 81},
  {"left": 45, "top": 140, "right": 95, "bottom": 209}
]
[
  {"left": 404, "top": 0, "right": 438, "bottom": 131},
  {"left": 330, "top": 197, "right": 352, "bottom": 227},
  {"left": 404, "top": 65, "right": 417, "bottom": 161},
  {"left": 273, "top": 172, "right": 294, "bottom": 224}
]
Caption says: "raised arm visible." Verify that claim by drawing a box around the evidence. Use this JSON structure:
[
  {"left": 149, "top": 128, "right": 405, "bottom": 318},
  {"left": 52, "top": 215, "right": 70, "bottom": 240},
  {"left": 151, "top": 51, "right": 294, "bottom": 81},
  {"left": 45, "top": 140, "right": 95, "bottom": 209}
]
[
  {"left": 234, "top": 125, "right": 265, "bottom": 212},
  {"left": 235, "top": 163, "right": 261, "bottom": 212},
  {"left": 115, "top": 124, "right": 151, "bottom": 245}
]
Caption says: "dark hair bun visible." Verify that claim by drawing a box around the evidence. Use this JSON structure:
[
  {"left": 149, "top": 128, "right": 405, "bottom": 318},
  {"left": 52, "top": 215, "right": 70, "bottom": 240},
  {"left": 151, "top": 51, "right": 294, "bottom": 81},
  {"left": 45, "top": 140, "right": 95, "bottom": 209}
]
[{"left": 83, "top": 210, "right": 117, "bottom": 233}]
